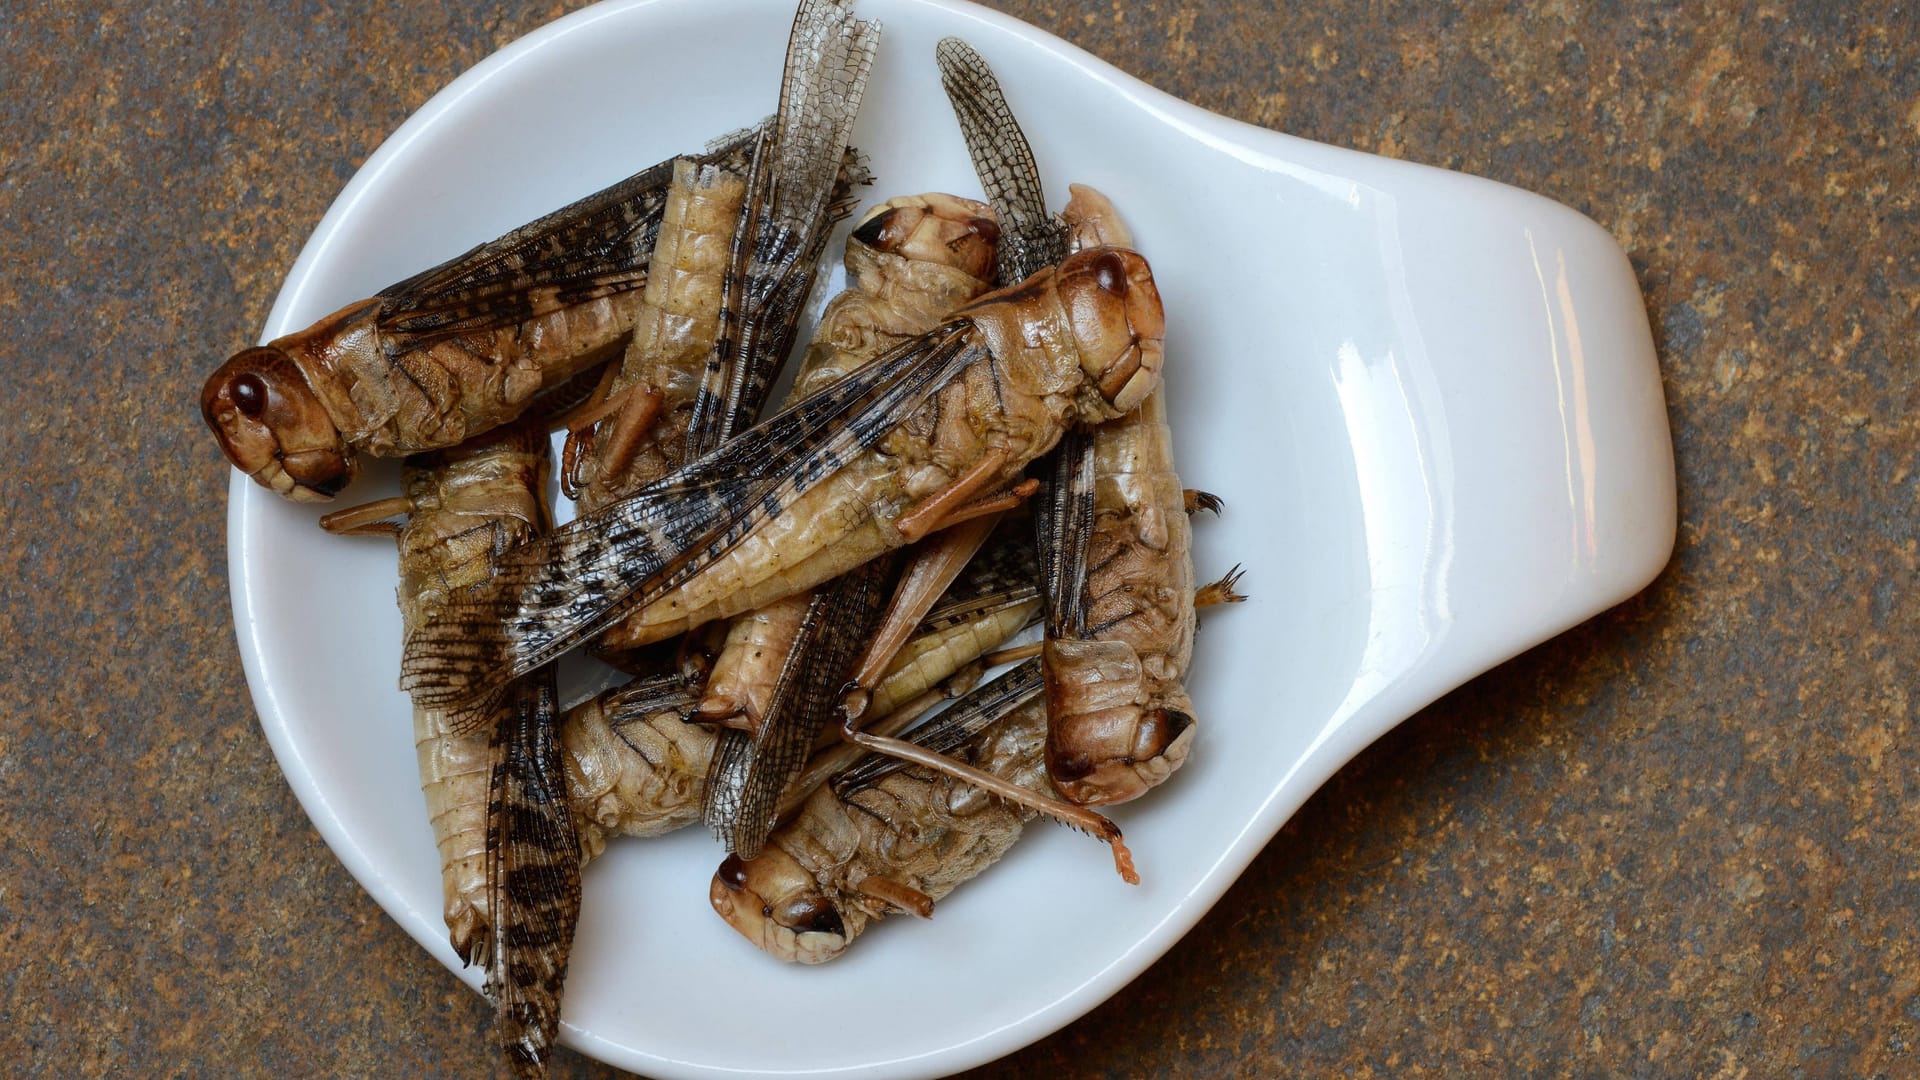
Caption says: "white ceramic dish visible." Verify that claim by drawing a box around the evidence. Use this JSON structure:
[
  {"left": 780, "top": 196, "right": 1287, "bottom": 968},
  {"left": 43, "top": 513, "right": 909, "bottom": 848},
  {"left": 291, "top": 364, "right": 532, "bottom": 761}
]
[{"left": 226, "top": 0, "right": 1675, "bottom": 1075}]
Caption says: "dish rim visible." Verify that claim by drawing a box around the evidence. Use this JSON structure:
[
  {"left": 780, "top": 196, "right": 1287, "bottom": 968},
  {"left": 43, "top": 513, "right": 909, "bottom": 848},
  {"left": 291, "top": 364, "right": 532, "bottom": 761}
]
[{"left": 226, "top": 0, "right": 1673, "bottom": 1075}]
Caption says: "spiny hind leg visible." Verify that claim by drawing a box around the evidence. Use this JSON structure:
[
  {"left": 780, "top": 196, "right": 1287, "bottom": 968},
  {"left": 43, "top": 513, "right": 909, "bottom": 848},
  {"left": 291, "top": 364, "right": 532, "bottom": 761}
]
[
  {"left": 318, "top": 495, "right": 414, "bottom": 536},
  {"left": 836, "top": 720, "right": 1139, "bottom": 884},
  {"left": 558, "top": 362, "right": 625, "bottom": 498},
  {"left": 587, "top": 384, "right": 667, "bottom": 488}
]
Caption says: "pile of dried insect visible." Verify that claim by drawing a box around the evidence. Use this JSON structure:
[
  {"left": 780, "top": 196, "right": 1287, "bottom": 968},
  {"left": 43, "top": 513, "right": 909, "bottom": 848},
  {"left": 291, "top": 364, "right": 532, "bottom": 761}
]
[{"left": 200, "top": 3, "right": 1243, "bottom": 1076}]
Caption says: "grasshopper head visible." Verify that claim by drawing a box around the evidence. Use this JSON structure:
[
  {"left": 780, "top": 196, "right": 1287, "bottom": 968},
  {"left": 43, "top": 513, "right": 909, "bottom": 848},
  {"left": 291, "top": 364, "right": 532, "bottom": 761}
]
[
  {"left": 850, "top": 193, "right": 1000, "bottom": 281},
  {"left": 1043, "top": 638, "right": 1195, "bottom": 805},
  {"left": 710, "top": 851, "right": 849, "bottom": 964},
  {"left": 1048, "top": 704, "right": 1196, "bottom": 806},
  {"left": 1055, "top": 247, "right": 1164, "bottom": 418},
  {"left": 201, "top": 345, "right": 354, "bottom": 501}
]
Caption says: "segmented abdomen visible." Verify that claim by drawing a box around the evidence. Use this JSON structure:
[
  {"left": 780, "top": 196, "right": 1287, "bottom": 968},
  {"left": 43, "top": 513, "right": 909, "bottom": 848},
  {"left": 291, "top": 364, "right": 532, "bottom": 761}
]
[
  {"left": 394, "top": 428, "right": 551, "bottom": 962},
  {"left": 577, "top": 160, "right": 749, "bottom": 510}
]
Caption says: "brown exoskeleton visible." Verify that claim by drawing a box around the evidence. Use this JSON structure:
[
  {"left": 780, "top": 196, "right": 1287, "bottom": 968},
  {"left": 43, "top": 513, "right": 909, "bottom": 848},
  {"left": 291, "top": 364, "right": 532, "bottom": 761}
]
[
  {"left": 320, "top": 426, "right": 580, "bottom": 1079},
  {"left": 695, "top": 191, "right": 1001, "bottom": 858},
  {"left": 202, "top": 129, "right": 757, "bottom": 501},
  {"left": 1040, "top": 183, "right": 1246, "bottom": 806},
  {"left": 201, "top": 0, "right": 877, "bottom": 506},
  {"left": 399, "top": 246, "right": 1166, "bottom": 731}
]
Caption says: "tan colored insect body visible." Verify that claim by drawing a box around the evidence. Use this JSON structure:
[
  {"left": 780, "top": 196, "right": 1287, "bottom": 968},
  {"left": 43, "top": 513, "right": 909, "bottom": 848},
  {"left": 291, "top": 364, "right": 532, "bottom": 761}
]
[
  {"left": 201, "top": 133, "right": 760, "bottom": 502},
  {"left": 562, "top": 682, "right": 713, "bottom": 861},
  {"left": 710, "top": 698, "right": 1048, "bottom": 964},
  {"left": 1042, "top": 184, "right": 1242, "bottom": 805},
  {"left": 590, "top": 247, "right": 1164, "bottom": 652},
  {"left": 698, "top": 192, "right": 999, "bottom": 730},
  {"left": 327, "top": 425, "right": 584, "bottom": 1076},
  {"left": 1043, "top": 384, "right": 1200, "bottom": 803},
  {"left": 377, "top": 429, "right": 550, "bottom": 962}
]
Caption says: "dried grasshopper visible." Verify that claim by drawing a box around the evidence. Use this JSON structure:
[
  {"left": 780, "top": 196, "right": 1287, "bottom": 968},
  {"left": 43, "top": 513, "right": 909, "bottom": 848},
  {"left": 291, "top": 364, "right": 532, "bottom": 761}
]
[
  {"left": 322, "top": 428, "right": 552, "bottom": 964},
  {"left": 697, "top": 191, "right": 1002, "bottom": 857},
  {"left": 810, "top": 38, "right": 1159, "bottom": 877},
  {"left": 578, "top": 0, "right": 893, "bottom": 864},
  {"left": 711, "top": 683, "right": 1053, "bottom": 964},
  {"left": 202, "top": 129, "right": 758, "bottom": 501},
  {"left": 400, "top": 244, "right": 1166, "bottom": 728},
  {"left": 320, "top": 427, "right": 579, "bottom": 1079},
  {"left": 836, "top": 46, "right": 1241, "bottom": 830},
  {"left": 1041, "top": 184, "right": 1246, "bottom": 805},
  {"left": 200, "top": 0, "right": 877, "bottom": 504}
]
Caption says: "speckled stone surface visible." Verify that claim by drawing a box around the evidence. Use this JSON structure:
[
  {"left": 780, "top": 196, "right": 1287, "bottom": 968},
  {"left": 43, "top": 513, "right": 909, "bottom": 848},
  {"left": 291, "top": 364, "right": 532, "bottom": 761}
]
[{"left": 3, "top": 0, "right": 1914, "bottom": 1076}]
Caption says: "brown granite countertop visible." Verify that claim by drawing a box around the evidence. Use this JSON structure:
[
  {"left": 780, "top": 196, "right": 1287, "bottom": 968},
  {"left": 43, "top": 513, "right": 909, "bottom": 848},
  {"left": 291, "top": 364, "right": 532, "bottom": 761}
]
[{"left": 3, "top": 1, "right": 1914, "bottom": 1075}]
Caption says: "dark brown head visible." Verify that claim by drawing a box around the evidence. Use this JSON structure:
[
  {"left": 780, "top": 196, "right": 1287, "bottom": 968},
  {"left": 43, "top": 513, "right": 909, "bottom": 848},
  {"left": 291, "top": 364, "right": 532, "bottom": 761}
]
[
  {"left": 849, "top": 193, "right": 1000, "bottom": 281},
  {"left": 1043, "top": 637, "right": 1195, "bottom": 806},
  {"left": 709, "top": 850, "right": 850, "bottom": 964},
  {"left": 1048, "top": 705, "right": 1195, "bottom": 806},
  {"left": 1053, "top": 247, "right": 1165, "bottom": 418},
  {"left": 200, "top": 346, "right": 354, "bottom": 501}
]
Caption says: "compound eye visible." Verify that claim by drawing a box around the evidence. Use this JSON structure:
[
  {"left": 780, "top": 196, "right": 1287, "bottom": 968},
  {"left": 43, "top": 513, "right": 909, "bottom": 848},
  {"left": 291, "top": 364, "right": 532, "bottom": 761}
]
[
  {"left": 851, "top": 208, "right": 895, "bottom": 248},
  {"left": 1092, "top": 251, "right": 1129, "bottom": 296},
  {"left": 778, "top": 896, "right": 846, "bottom": 937},
  {"left": 231, "top": 372, "right": 269, "bottom": 419},
  {"left": 853, "top": 205, "right": 918, "bottom": 252},
  {"left": 717, "top": 854, "right": 750, "bottom": 892}
]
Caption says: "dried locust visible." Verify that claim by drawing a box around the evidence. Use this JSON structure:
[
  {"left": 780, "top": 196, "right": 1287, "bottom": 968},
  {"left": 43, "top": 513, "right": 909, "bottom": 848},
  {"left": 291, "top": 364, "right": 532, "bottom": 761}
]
[
  {"left": 201, "top": 0, "right": 875, "bottom": 505},
  {"left": 834, "top": 46, "right": 1242, "bottom": 838},
  {"left": 321, "top": 428, "right": 551, "bottom": 965},
  {"left": 1042, "top": 183, "right": 1246, "bottom": 804},
  {"left": 321, "top": 426, "right": 579, "bottom": 1078},
  {"left": 817, "top": 37, "right": 1155, "bottom": 874},
  {"left": 203, "top": 129, "right": 757, "bottom": 501}
]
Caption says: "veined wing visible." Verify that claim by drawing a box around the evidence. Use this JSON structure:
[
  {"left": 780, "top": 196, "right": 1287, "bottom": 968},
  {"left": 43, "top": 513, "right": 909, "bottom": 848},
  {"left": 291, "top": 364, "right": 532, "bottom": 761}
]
[
  {"left": 935, "top": 37, "right": 1067, "bottom": 286},
  {"left": 937, "top": 36, "right": 1094, "bottom": 641},
  {"left": 372, "top": 128, "right": 761, "bottom": 354},
  {"left": 703, "top": 555, "right": 896, "bottom": 859},
  {"left": 686, "top": 0, "right": 880, "bottom": 454},
  {"left": 400, "top": 322, "right": 988, "bottom": 720},
  {"left": 481, "top": 666, "right": 580, "bottom": 1080},
  {"left": 1036, "top": 427, "right": 1096, "bottom": 639}
]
